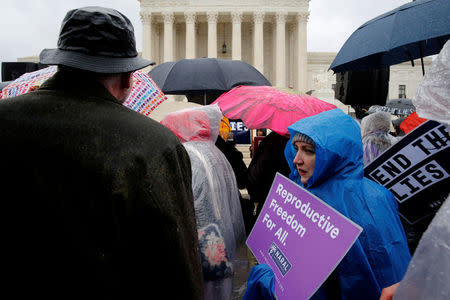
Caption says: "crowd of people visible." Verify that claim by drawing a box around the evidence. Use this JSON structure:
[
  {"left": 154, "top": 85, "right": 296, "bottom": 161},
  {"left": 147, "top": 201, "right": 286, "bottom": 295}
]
[{"left": 0, "top": 5, "right": 448, "bottom": 300}]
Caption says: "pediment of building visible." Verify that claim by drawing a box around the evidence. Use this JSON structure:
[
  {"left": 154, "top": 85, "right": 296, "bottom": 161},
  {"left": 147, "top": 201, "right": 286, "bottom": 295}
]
[{"left": 139, "top": 0, "right": 309, "bottom": 10}]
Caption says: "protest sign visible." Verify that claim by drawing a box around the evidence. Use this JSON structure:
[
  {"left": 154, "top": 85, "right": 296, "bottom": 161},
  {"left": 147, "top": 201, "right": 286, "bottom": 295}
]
[
  {"left": 229, "top": 119, "right": 250, "bottom": 144},
  {"left": 246, "top": 173, "right": 362, "bottom": 300},
  {"left": 364, "top": 120, "right": 449, "bottom": 224}
]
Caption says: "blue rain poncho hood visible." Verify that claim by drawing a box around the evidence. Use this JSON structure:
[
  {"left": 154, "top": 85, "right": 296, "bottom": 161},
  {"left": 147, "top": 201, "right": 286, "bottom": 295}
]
[
  {"left": 285, "top": 109, "right": 411, "bottom": 299},
  {"left": 243, "top": 264, "right": 276, "bottom": 300}
]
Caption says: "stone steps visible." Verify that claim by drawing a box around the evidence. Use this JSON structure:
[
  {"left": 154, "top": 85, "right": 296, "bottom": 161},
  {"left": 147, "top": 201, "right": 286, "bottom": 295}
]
[{"left": 236, "top": 144, "right": 251, "bottom": 167}]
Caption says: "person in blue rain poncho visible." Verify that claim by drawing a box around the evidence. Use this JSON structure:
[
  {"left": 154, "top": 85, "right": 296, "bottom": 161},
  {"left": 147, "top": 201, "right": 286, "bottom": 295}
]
[{"left": 284, "top": 108, "right": 411, "bottom": 300}]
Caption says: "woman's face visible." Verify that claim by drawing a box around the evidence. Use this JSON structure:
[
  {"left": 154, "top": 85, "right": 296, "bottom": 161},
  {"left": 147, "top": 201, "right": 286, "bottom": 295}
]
[{"left": 293, "top": 141, "right": 316, "bottom": 185}]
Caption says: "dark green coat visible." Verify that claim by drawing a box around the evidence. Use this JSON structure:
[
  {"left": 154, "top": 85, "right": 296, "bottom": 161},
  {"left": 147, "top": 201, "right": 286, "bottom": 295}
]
[{"left": 0, "top": 70, "right": 203, "bottom": 299}]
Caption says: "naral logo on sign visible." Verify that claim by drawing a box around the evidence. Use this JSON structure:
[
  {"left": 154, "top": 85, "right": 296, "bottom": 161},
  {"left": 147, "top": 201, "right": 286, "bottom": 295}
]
[{"left": 268, "top": 242, "right": 292, "bottom": 276}]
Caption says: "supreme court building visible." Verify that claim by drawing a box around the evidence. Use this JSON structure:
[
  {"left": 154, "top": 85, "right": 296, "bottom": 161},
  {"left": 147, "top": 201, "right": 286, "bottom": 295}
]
[
  {"left": 140, "top": 0, "right": 311, "bottom": 94},
  {"left": 137, "top": 0, "right": 430, "bottom": 107}
]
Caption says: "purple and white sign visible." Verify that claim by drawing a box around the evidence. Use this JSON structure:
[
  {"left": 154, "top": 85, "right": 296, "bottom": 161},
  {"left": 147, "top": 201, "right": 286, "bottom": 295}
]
[{"left": 246, "top": 173, "right": 362, "bottom": 300}]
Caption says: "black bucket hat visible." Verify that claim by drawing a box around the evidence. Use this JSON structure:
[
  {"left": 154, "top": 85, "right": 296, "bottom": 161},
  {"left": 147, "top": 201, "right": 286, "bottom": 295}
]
[{"left": 40, "top": 6, "right": 154, "bottom": 73}]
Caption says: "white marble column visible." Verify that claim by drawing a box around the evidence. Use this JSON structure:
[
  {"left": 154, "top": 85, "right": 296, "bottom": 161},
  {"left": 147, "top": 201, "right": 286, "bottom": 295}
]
[
  {"left": 207, "top": 11, "right": 218, "bottom": 58},
  {"left": 140, "top": 13, "right": 152, "bottom": 62},
  {"left": 288, "top": 23, "right": 295, "bottom": 88},
  {"left": 184, "top": 11, "right": 196, "bottom": 59},
  {"left": 231, "top": 11, "right": 243, "bottom": 60},
  {"left": 162, "top": 11, "right": 174, "bottom": 62},
  {"left": 253, "top": 11, "right": 265, "bottom": 73},
  {"left": 154, "top": 23, "right": 161, "bottom": 65},
  {"left": 275, "top": 11, "right": 287, "bottom": 87},
  {"left": 296, "top": 12, "right": 309, "bottom": 93}
]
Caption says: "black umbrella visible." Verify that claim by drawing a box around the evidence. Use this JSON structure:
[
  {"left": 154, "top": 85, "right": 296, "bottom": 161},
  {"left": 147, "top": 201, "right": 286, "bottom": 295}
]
[
  {"left": 330, "top": 0, "right": 450, "bottom": 74},
  {"left": 149, "top": 58, "right": 271, "bottom": 105}
]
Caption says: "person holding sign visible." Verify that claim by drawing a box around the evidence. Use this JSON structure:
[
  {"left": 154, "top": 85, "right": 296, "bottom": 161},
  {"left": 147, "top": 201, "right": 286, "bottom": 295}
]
[{"left": 284, "top": 108, "right": 411, "bottom": 300}]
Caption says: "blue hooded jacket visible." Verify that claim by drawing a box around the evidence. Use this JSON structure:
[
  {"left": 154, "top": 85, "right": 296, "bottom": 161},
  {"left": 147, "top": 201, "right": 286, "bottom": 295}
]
[{"left": 284, "top": 109, "right": 411, "bottom": 299}]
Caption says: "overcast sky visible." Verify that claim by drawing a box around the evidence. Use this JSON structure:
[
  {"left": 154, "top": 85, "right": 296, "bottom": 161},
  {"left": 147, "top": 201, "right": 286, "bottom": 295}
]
[{"left": 1, "top": 0, "right": 410, "bottom": 64}]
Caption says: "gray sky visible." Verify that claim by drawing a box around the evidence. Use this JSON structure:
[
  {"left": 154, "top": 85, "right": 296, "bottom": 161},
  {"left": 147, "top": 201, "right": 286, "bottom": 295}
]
[{"left": 0, "top": 0, "right": 410, "bottom": 63}]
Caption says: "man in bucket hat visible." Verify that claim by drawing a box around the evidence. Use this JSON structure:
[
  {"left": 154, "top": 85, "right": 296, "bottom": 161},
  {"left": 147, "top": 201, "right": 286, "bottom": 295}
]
[{"left": 0, "top": 7, "right": 203, "bottom": 299}]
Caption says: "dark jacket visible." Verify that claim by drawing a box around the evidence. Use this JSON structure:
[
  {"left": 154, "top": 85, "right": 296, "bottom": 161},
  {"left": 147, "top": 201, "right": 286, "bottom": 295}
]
[
  {"left": 0, "top": 70, "right": 203, "bottom": 299},
  {"left": 215, "top": 135, "right": 248, "bottom": 189},
  {"left": 247, "top": 132, "right": 291, "bottom": 211}
]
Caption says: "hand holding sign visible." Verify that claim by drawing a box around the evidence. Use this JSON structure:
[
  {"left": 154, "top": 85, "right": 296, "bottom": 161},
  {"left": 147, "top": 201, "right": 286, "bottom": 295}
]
[{"left": 246, "top": 173, "right": 362, "bottom": 300}]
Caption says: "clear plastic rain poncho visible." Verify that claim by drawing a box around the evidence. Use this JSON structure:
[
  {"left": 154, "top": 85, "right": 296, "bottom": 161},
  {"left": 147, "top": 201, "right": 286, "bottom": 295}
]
[
  {"left": 360, "top": 111, "right": 398, "bottom": 166},
  {"left": 412, "top": 39, "right": 450, "bottom": 127},
  {"left": 394, "top": 196, "right": 450, "bottom": 300},
  {"left": 161, "top": 104, "right": 248, "bottom": 299}
]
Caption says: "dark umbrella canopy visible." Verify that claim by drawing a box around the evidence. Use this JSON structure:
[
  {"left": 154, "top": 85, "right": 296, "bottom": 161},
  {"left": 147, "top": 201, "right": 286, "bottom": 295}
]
[
  {"left": 330, "top": 0, "right": 450, "bottom": 73},
  {"left": 149, "top": 58, "right": 271, "bottom": 95}
]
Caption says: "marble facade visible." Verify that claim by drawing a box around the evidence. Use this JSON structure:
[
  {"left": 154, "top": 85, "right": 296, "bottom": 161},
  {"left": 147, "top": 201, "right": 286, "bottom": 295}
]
[{"left": 139, "top": 0, "right": 310, "bottom": 93}]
